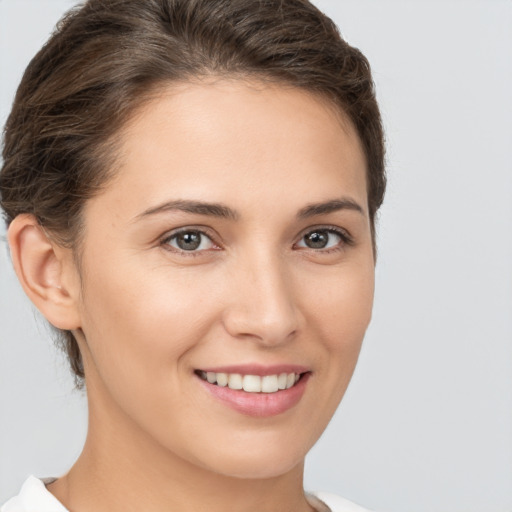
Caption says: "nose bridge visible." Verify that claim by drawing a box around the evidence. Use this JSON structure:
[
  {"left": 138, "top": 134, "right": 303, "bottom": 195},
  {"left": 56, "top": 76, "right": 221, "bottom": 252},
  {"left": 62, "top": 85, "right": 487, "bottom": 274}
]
[{"left": 223, "top": 246, "right": 299, "bottom": 345}]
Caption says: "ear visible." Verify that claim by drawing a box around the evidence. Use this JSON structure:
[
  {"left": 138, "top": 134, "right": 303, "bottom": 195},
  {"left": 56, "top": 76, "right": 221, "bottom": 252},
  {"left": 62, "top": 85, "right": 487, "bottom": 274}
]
[{"left": 7, "top": 214, "right": 82, "bottom": 330}]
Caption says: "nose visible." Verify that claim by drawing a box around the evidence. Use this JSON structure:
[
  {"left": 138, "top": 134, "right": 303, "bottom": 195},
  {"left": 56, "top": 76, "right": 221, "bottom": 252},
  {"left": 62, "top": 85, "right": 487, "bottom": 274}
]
[{"left": 222, "top": 252, "right": 300, "bottom": 346}]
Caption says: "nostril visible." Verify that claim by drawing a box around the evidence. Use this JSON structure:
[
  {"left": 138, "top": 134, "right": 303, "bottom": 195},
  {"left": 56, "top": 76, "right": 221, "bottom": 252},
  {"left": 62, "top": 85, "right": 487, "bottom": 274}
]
[{"left": 221, "top": 307, "right": 299, "bottom": 346}]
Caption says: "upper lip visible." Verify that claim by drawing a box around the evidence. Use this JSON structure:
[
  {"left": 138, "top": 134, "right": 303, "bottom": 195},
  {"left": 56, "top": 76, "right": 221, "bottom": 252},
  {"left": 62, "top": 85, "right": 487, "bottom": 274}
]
[{"left": 196, "top": 364, "right": 310, "bottom": 376}]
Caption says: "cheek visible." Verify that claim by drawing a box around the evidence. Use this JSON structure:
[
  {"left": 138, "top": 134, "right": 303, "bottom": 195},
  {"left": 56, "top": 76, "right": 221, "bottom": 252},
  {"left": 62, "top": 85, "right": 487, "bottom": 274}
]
[
  {"left": 302, "top": 261, "right": 374, "bottom": 347},
  {"left": 76, "top": 261, "right": 221, "bottom": 443},
  {"left": 77, "top": 259, "right": 219, "bottom": 384},
  {"left": 291, "top": 262, "right": 374, "bottom": 447}
]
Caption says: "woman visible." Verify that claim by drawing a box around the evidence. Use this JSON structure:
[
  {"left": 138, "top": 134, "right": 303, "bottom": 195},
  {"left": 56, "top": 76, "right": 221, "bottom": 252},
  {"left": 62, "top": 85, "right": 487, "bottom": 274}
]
[{"left": 0, "top": 0, "right": 385, "bottom": 511}]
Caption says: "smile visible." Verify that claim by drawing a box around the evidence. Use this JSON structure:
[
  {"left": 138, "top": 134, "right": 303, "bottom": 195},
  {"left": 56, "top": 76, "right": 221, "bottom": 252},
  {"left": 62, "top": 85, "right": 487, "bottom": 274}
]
[
  {"left": 197, "top": 371, "right": 301, "bottom": 393},
  {"left": 195, "top": 367, "right": 311, "bottom": 417}
]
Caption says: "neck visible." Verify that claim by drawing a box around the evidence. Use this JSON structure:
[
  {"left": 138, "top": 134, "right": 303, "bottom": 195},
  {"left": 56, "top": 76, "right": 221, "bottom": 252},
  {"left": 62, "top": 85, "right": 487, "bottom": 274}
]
[{"left": 47, "top": 379, "right": 315, "bottom": 512}]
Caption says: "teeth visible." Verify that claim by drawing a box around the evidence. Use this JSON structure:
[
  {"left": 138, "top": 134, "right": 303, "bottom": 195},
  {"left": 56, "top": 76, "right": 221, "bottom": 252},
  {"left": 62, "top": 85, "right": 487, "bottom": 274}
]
[
  {"left": 199, "top": 371, "right": 302, "bottom": 393},
  {"left": 216, "top": 372, "right": 228, "bottom": 387},
  {"left": 228, "top": 373, "right": 243, "bottom": 390},
  {"left": 261, "top": 375, "right": 279, "bottom": 393},
  {"left": 243, "top": 375, "right": 261, "bottom": 392}
]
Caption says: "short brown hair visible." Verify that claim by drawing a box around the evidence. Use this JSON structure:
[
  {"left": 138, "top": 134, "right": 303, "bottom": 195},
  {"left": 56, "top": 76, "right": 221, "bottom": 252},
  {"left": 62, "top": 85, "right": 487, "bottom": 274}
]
[{"left": 0, "top": 0, "right": 386, "bottom": 388}]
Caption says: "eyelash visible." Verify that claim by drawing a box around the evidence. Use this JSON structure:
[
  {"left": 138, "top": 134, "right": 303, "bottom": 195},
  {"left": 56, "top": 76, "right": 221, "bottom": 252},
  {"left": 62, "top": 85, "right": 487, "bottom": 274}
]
[
  {"left": 160, "top": 227, "right": 219, "bottom": 258},
  {"left": 295, "top": 225, "right": 354, "bottom": 254},
  {"left": 159, "top": 225, "right": 354, "bottom": 257}
]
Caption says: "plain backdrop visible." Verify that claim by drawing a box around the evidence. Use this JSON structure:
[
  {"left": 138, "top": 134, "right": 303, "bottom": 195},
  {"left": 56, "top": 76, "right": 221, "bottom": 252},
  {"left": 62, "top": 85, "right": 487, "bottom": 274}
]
[{"left": 1, "top": 1, "right": 511, "bottom": 511}]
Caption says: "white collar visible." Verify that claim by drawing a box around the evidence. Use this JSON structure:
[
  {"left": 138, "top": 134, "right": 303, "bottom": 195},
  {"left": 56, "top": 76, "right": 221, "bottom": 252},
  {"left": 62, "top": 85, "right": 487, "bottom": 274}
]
[{"left": 1, "top": 475, "right": 67, "bottom": 512}]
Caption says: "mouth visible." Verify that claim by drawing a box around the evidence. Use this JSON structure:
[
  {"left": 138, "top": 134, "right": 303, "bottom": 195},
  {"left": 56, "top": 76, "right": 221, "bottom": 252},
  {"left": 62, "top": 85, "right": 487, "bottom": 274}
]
[
  {"left": 194, "top": 367, "right": 311, "bottom": 417},
  {"left": 195, "top": 370, "right": 303, "bottom": 393}
]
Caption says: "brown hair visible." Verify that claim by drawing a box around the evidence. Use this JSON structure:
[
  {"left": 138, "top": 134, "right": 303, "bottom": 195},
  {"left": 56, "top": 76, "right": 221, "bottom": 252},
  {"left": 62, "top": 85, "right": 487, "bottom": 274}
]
[{"left": 0, "top": 0, "right": 385, "bottom": 388}]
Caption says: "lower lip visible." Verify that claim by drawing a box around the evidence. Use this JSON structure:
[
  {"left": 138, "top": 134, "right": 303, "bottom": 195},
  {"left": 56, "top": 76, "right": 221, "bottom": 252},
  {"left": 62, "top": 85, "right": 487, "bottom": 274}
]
[{"left": 198, "top": 373, "right": 311, "bottom": 418}]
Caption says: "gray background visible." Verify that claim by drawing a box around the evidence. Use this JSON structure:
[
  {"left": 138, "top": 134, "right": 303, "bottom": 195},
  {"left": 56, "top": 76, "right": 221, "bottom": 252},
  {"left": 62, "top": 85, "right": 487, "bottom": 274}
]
[{"left": 1, "top": 1, "right": 511, "bottom": 511}]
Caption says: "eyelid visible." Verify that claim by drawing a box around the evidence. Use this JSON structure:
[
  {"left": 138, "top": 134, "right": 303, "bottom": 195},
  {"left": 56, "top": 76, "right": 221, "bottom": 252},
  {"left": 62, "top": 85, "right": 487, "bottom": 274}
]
[
  {"left": 294, "top": 225, "right": 354, "bottom": 251},
  {"left": 159, "top": 226, "right": 222, "bottom": 256},
  {"left": 158, "top": 223, "right": 353, "bottom": 257}
]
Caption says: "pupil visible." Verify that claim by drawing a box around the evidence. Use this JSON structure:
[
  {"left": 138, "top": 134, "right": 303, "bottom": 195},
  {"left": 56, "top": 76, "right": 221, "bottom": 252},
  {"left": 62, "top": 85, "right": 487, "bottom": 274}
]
[
  {"left": 306, "top": 231, "right": 328, "bottom": 248},
  {"left": 177, "top": 232, "right": 201, "bottom": 250}
]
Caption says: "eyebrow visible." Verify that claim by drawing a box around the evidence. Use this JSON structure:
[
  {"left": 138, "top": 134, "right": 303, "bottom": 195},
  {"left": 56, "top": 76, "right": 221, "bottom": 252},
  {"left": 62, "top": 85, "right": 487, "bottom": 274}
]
[
  {"left": 135, "top": 197, "right": 364, "bottom": 222},
  {"left": 135, "top": 200, "right": 239, "bottom": 221},
  {"left": 297, "top": 198, "right": 364, "bottom": 219}
]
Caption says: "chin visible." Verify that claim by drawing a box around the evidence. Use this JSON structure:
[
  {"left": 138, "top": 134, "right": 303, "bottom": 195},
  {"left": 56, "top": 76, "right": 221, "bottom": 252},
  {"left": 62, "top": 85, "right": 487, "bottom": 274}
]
[
  {"left": 211, "top": 455, "right": 304, "bottom": 480},
  {"left": 189, "top": 432, "right": 312, "bottom": 480}
]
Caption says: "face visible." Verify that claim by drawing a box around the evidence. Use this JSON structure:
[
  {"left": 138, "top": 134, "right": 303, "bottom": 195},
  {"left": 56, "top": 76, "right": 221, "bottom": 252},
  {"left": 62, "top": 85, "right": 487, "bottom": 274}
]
[{"left": 73, "top": 80, "right": 374, "bottom": 480}]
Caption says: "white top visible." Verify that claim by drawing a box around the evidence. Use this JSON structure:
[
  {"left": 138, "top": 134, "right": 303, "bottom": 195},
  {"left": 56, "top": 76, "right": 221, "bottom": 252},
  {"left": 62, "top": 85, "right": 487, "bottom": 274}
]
[{"left": 1, "top": 476, "right": 372, "bottom": 512}]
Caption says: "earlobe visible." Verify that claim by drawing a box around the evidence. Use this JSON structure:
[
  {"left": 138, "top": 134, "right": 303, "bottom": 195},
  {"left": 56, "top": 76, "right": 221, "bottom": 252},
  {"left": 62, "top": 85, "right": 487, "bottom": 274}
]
[{"left": 7, "top": 214, "right": 82, "bottom": 330}]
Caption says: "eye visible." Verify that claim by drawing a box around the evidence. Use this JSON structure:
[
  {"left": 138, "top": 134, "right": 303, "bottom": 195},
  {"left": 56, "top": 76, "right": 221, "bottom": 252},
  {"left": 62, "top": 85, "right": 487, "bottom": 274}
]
[
  {"left": 295, "top": 227, "right": 351, "bottom": 251},
  {"left": 162, "top": 229, "right": 217, "bottom": 254}
]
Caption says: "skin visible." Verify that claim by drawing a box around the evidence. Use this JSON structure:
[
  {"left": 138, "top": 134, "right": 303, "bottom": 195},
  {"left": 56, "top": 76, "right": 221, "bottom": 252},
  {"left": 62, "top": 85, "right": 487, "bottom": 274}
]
[{"left": 9, "top": 80, "right": 375, "bottom": 512}]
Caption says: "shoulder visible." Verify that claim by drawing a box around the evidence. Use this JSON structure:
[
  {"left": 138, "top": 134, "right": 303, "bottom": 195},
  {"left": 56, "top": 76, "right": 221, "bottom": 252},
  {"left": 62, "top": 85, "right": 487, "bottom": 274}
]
[
  {"left": 308, "top": 491, "right": 374, "bottom": 512},
  {"left": 1, "top": 476, "right": 67, "bottom": 512}
]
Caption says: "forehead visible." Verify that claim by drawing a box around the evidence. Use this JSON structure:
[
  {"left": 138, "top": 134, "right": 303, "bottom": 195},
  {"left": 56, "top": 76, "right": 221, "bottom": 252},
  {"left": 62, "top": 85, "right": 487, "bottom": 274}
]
[{"left": 90, "top": 79, "right": 368, "bottom": 220}]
